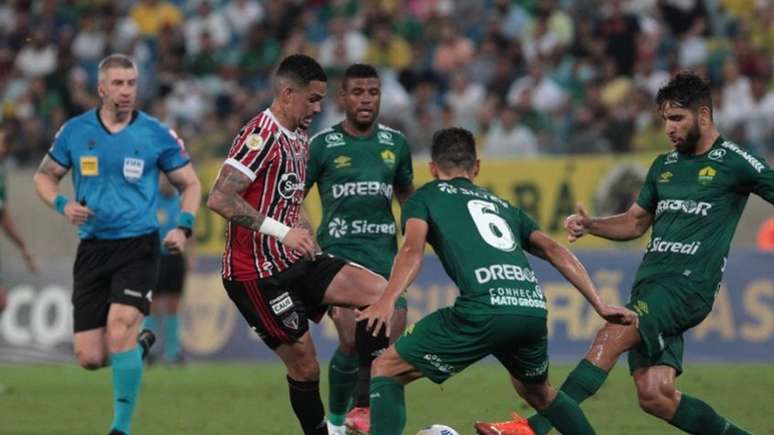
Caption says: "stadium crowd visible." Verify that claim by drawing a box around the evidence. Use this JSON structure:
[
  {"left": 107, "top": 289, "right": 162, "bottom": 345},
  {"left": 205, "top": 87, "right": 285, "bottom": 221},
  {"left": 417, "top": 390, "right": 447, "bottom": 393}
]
[{"left": 0, "top": 0, "right": 772, "bottom": 164}]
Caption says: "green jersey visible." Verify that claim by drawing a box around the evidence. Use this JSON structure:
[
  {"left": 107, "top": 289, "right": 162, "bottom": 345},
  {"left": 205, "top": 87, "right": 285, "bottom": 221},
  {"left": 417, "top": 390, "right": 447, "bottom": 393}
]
[
  {"left": 307, "top": 123, "right": 413, "bottom": 276},
  {"left": 402, "top": 178, "right": 547, "bottom": 317},
  {"left": 635, "top": 137, "right": 774, "bottom": 301}
]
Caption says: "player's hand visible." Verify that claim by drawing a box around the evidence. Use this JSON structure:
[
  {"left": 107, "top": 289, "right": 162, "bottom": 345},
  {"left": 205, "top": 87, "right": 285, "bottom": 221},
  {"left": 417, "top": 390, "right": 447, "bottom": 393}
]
[
  {"left": 355, "top": 298, "right": 395, "bottom": 338},
  {"left": 21, "top": 248, "right": 38, "bottom": 274},
  {"left": 282, "top": 228, "right": 316, "bottom": 260},
  {"left": 63, "top": 201, "right": 93, "bottom": 226},
  {"left": 163, "top": 228, "right": 187, "bottom": 254},
  {"left": 564, "top": 203, "right": 591, "bottom": 243},
  {"left": 597, "top": 304, "right": 639, "bottom": 326}
]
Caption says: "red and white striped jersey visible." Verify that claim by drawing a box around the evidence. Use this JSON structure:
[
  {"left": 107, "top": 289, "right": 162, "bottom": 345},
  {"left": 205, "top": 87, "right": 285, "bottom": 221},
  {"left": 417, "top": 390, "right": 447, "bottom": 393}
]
[{"left": 221, "top": 109, "right": 309, "bottom": 281}]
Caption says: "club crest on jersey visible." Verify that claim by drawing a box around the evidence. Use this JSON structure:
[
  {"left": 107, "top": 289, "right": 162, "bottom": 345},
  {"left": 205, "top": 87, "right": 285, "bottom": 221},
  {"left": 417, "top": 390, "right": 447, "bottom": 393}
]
[
  {"left": 244, "top": 133, "right": 264, "bottom": 151},
  {"left": 278, "top": 172, "right": 303, "bottom": 199},
  {"left": 334, "top": 155, "right": 351, "bottom": 168},
  {"left": 658, "top": 171, "right": 673, "bottom": 183},
  {"left": 381, "top": 149, "right": 396, "bottom": 166},
  {"left": 697, "top": 166, "right": 716, "bottom": 185},
  {"left": 325, "top": 132, "right": 345, "bottom": 147},
  {"left": 377, "top": 131, "right": 394, "bottom": 145},
  {"left": 708, "top": 148, "right": 726, "bottom": 162},
  {"left": 123, "top": 157, "right": 144, "bottom": 183},
  {"left": 665, "top": 152, "right": 678, "bottom": 165}
]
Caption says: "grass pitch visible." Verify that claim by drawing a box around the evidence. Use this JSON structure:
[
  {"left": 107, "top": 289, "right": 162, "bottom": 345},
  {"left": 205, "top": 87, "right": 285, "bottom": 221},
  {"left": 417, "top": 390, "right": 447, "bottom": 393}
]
[{"left": 1, "top": 362, "right": 772, "bottom": 435}]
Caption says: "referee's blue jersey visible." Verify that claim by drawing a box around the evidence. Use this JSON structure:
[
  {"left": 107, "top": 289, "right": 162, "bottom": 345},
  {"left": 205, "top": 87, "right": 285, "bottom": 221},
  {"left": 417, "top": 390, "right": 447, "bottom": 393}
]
[{"left": 49, "top": 109, "right": 190, "bottom": 240}]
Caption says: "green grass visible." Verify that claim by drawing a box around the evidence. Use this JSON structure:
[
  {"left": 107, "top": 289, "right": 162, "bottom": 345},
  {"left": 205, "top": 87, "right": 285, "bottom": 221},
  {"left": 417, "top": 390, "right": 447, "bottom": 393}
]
[{"left": 1, "top": 362, "right": 772, "bottom": 435}]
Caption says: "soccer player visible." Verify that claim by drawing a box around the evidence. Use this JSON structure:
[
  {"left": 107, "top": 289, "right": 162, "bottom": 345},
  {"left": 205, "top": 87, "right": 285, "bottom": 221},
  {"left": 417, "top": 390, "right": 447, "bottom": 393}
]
[
  {"left": 33, "top": 54, "right": 202, "bottom": 435},
  {"left": 357, "top": 127, "right": 637, "bottom": 435},
  {"left": 0, "top": 128, "right": 38, "bottom": 313},
  {"left": 207, "top": 54, "right": 392, "bottom": 435},
  {"left": 478, "top": 73, "right": 771, "bottom": 435},
  {"left": 143, "top": 174, "right": 195, "bottom": 365},
  {"left": 306, "top": 63, "right": 414, "bottom": 434}
]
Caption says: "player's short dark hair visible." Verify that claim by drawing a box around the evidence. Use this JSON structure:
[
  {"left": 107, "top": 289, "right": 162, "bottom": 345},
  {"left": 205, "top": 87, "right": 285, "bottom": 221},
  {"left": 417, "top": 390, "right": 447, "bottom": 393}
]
[
  {"left": 275, "top": 54, "right": 327, "bottom": 88},
  {"left": 431, "top": 127, "right": 477, "bottom": 172},
  {"left": 97, "top": 53, "right": 136, "bottom": 81},
  {"left": 342, "top": 64, "right": 379, "bottom": 88},
  {"left": 656, "top": 72, "right": 713, "bottom": 115}
]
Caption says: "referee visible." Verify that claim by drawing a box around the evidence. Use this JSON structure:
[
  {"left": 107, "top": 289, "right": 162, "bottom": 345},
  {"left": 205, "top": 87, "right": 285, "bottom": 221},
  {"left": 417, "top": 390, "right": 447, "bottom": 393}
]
[{"left": 33, "top": 54, "right": 201, "bottom": 435}]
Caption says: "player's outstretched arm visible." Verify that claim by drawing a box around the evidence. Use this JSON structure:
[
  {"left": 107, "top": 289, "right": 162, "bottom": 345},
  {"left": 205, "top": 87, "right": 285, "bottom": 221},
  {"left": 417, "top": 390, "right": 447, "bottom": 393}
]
[
  {"left": 207, "top": 165, "right": 316, "bottom": 258},
  {"left": 33, "top": 155, "right": 93, "bottom": 226},
  {"left": 163, "top": 163, "right": 202, "bottom": 253},
  {"left": 565, "top": 202, "right": 652, "bottom": 243},
  {"left": 528, "top": 230, "right": 638, "bottom": 325},
  {"left": 356, "top": 217, "right": 428, "bottom": 336},
  {"left": 0, "top": 209, "right": 38, "bottom": 273}
]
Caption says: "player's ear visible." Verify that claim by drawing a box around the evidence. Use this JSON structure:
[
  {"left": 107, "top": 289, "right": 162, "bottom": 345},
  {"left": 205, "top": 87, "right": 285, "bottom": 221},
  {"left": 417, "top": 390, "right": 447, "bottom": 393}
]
[
  {"left": 429, "top": 161, "right": 439, "bottom": 179},
  {"left": 472, "top": 159, "right": 480, "bottom": 178}
]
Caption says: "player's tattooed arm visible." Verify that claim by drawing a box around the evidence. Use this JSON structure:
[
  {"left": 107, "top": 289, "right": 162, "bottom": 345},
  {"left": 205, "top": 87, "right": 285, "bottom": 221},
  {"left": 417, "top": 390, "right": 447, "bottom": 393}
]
[
  {"left": 207, "top": 165, "right": 266, "bottom": 231},
  {"left": 298, "top": 208, "right": 320, "bottom": 252}
]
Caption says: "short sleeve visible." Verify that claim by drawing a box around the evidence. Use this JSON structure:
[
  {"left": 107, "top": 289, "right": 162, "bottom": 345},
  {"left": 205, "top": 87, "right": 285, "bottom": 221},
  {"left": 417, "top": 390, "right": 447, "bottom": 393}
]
[
  {"left": 635, "top": 157, "right": 661, "bottom": 214},
  {"left": 305, "top": 136, "right": 324, "bottom": 190},
  {"left": 224, "top": 123, "right": 275, "bottom": 182},
  {"left": 394, "top": 139, "right": 413, "bottom": 188},
  {"left": 48, "top": 122, "right": 72, "bottom": 168},
  {"left": 400, "top": 190, "right": 430, "bottom": 230},
  {"left": 513, "top": 207, "right": 540, "bottom": 251},
  {"left": 737, "top": 149, "right": 774, "bottom": 204},
  {"left": 158, "top": 126, "right": 191, "bottom": 172}
]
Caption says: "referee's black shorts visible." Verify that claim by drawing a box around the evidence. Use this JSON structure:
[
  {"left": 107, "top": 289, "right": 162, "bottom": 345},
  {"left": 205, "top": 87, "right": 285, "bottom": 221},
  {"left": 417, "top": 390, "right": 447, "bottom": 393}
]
[{"left": 72, "top": 231, "right": 160, "bottom": 333}]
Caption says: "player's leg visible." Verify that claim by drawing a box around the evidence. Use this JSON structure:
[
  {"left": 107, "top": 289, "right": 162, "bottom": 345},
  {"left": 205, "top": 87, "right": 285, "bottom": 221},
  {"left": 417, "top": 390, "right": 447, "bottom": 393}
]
[
  {"left": 633, "top": 365, "right": 751, "bottom": 434},
  {"left": 274, "top": 332, "right": 329, "bottom": 435},
  {"left": 74, "top": 328, "right": 110, "bottom": 369},
  {"left": 389, "top": 297, "right": 408, "bottom": 344},
  {"left": 369, "top": 346, "right": 424, "bottom": 435},
  {"left": 327, "top": 307, "right": 359, "bottom": 430},
  {"left": 160, "top": 254, "right": 185, "bottom": 363},
  {"left": 509, "top": 377, "right": 596, "bottom": 435}
]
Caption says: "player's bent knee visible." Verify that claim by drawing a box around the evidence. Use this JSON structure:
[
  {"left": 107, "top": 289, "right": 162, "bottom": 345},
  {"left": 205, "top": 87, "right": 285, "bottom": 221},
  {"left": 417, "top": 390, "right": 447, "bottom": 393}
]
[
  {"left": 286, "top": 357, "right": 321, "bottom": 381},
  {"left": 517, "top": 380, "right": 554, "bottom": 411},
  {"left": 76, "top": 350, "right": 106, "bottom": 370}
]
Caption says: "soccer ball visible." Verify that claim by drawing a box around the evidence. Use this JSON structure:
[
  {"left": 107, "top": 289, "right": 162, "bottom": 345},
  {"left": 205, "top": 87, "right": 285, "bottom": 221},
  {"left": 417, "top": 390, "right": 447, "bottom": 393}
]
[{"left": 415, "top": 424, "right": 460, "bottom": 435}]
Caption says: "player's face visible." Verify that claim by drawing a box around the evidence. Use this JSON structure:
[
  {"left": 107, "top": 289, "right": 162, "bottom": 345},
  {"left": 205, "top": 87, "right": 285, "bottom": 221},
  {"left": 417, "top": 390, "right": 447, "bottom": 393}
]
[
  {"left": 291, "top": 80, "right": 326, "bottom": 130},
  {"left": 662, "top": 103, "right": 701, "bottom": 154},
  {"left": 98, "top": 67, "right": 138, "bottom": 114},
  {"left": 341, "top": 77, "right": 381, "bottom": 129}
]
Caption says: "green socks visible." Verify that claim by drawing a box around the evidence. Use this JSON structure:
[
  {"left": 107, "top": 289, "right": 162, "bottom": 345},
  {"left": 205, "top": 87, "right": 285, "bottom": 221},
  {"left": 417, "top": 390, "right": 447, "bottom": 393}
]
[
  {"left": 669, "top": 394, "right": 751, "bottom": 435},
  {"left": 539, "top": 390, "right": 596, "bottom": 435},
  {"left": 327, "top": 347, "right": 359, "bottom": 425},
  {"left": 529, "top": 359, "right": 608, "bottom": 434},
  {"left": 369, "top": 376, "right": 405, "bottom": 435}
]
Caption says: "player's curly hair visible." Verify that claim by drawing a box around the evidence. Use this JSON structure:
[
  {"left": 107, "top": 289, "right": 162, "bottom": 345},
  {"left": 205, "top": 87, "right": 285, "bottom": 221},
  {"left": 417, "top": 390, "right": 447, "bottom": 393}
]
[
  {"left": 431, "top": 127, "right": 477, "bottom": 172},
  {"left": 656, "top": 72, "right": 713, "bottom": 116},
  {"left": 343, "top": 64, "right": 379, "bottom": 88}
]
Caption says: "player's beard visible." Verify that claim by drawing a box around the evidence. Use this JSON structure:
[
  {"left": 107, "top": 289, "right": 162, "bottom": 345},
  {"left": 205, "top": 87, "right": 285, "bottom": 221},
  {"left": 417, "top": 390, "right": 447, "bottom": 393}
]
[{"left": 675, "top": 119, "right": 701, "bottom": 155}]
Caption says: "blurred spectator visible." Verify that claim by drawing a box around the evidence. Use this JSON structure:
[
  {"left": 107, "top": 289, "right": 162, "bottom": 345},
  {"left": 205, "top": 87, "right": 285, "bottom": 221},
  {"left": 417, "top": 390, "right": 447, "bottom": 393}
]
[
  {"left": 224, "top": 0, "right": 265, "bottom": 40},
  {"left": 318, "top": 16, "right": 367, "bottom": 72},
  {"left": 483, "top": 104, "right": 539, "bottom": 158},
  {"left": 14, "top": 29, "right": 58, "bottom": 79},
  {"left": 743, "top": 75, "right": 774, "bottom": 153},
  {"left": 237, "top": 26, "right": 281, "bottom": 88},
  {"left": 507, "top": 61, "right": 568, "bottom": 114},
  {"left": 130, "top": 0, "right": 183, "bottom": 39},
  {"left": 365, "top": 21, "right": 412, "bottom": 72},
  {"left": 185, "top": 32, "right": 225, "bottom": 77},
  {"left": 445, "top": 70, "right": 485, "bottom": 134},
  {"left": 594, "top": 0, "right": 641, "bottom": 76},
  {"left": 432, "top": 20, "right": 474, "bottom": 75},
  {"left": 183, "top": 1, "right": 230, "bottom": 55}
]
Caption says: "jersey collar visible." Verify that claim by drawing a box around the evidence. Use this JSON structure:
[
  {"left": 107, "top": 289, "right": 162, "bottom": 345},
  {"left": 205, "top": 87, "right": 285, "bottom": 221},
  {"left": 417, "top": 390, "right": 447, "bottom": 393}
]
[
  {"left": 95, "top": 108, "right": 139, "bottom": 135},
  {"left": 265, "top": 109, "right": 298, "bottom": 140},
  {"left": 334, "top": 122, "right": 378, "bottom": 141}
]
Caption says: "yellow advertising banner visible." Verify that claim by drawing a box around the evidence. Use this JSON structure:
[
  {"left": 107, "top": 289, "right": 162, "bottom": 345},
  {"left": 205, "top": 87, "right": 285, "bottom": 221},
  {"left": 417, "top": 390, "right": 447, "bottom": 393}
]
[{"left": 194, "top": 154, "right": 659, "bottom": 255}]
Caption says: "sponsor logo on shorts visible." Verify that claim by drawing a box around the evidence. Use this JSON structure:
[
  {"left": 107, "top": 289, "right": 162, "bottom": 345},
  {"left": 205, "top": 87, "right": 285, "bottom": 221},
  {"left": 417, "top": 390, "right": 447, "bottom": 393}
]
[
  {"left": 655, "top": 199, "right": 712, "bottom": 216},
  {"left": 423, "top": 353, "right": 456, "bottom": 375},
  {"left": 646, "top": 237, "right": 701, "bottom": 255},
  {"left": 282, "top": 312, "right": 300, "bottom": 330},
  {"left": 332, "top": 181, "right": 392, "bottom": 199},
  {"left": 269, "top": 293, "right": 293, "bottom": 315},
  {"left": 124, "top": 289, "right": 143, "bottom": 298},
  {"left": 524, "top": 360, "right": 548, "bottom": 378}
]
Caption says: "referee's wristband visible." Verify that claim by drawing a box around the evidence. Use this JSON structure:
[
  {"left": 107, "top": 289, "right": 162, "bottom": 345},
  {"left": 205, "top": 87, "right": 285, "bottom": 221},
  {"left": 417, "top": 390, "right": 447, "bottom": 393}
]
[
  {"left": 53, "top": 195, "right": 68, "bottom": 215},
  {"left": 259, "top": 217, "right": 291, "bottom": 242},
  {"left": 176, "top": 211, "right": 196, "bottom": 229}
]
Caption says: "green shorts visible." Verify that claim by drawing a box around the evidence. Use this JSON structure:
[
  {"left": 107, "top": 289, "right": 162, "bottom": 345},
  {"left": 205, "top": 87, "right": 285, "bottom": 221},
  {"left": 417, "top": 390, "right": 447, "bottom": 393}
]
[
  {"left": 626, "top": 279, "right": 713, "bottom": 376},
  {"left": 394, "top": 307, "right": 548, "bottom": 384}
]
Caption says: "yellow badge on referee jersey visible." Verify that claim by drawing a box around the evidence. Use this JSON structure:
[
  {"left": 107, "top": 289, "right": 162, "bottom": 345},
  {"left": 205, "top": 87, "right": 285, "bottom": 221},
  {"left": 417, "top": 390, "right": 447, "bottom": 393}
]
[{"left": 80, "top": 156, "right": 99, "bottom": 176}]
